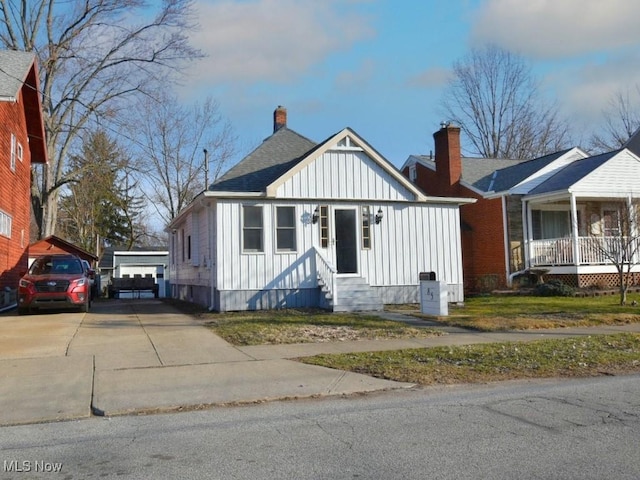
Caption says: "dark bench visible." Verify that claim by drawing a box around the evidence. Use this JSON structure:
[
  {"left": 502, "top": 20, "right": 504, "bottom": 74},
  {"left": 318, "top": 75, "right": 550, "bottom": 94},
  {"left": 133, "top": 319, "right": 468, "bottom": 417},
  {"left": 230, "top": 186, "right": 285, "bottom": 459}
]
[{"left": 108, "top": 276, "right": 159, "bottom": 299}]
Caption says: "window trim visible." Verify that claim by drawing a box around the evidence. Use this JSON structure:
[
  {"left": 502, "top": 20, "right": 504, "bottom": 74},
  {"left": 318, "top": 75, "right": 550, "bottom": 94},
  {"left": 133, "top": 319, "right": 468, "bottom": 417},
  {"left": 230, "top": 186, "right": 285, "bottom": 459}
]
[
  {"left": 275, "top": 205, "right": 297, "bottom": 253},
  {"left": 361, "top": 206, "right": 371, "bottom": 249},
  {"left": 242, "top": 204, "right": 264, "bottom": 253},
  {"left": 10, "top": 134, "right": 16, "bottom": 172},
  {"left": 319, "top": 205, "right": 329, "bottom": 248},
  {"left": 0, "top": 210, "right": 12, "bottom": 238}
]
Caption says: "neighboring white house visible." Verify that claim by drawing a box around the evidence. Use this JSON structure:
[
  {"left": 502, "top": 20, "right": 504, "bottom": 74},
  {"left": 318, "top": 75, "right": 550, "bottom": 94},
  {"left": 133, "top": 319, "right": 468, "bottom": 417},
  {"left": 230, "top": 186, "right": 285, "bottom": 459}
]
[{"left": 168, "top": 107, "right": 474, "bottom": 312}]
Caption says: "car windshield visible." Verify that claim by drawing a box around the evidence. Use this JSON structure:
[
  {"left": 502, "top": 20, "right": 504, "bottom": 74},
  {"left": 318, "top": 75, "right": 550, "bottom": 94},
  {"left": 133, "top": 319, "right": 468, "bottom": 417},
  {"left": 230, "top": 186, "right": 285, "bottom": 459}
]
[{"left": 29, "top": 257, "right": 84, "bottom": 275}]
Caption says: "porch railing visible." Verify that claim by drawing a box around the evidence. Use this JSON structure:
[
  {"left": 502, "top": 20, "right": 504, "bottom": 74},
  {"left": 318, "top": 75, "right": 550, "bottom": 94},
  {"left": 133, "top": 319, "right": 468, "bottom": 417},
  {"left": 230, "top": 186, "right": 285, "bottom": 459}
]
[
  {"left": 530, "top": 236, "right": 640, "bottom": 266},
  {"left": 313, "top": 247, "right": 338, "bottom": 305}
]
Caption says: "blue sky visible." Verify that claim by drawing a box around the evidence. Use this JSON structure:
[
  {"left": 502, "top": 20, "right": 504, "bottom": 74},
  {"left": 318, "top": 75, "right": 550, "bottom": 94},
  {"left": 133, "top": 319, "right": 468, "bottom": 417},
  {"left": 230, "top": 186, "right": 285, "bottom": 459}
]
[{"left": 180, "top": 0, "right": 640, "bottom": 169}]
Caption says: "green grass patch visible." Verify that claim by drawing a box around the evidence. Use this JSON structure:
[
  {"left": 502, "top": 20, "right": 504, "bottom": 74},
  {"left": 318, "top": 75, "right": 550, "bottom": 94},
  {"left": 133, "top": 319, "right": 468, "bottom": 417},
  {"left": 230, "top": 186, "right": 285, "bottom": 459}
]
[
  {"left": 396, "top": 295, "right": 640, "bottom": 331},
  {"left": 300, "top": 333, "right": 640, "bottom": 385}
]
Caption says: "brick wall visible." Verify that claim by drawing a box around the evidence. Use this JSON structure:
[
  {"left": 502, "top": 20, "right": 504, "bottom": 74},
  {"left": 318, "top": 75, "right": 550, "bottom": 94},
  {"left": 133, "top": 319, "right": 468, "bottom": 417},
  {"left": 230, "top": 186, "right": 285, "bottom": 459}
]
[{"left": 404, "top": 161, "right": 508, "bottom": 292}]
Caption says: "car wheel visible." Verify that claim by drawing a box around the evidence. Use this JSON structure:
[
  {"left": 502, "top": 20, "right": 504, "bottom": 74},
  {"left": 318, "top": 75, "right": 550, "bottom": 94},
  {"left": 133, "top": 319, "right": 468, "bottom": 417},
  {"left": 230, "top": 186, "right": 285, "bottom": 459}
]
[{"left": 17, "top": 307, "right": 28, "bottom": 315}]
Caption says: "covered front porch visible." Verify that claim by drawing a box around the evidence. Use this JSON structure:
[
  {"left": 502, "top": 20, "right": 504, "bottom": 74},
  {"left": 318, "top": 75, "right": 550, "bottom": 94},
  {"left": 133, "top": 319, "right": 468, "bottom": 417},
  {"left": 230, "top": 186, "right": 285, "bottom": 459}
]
[{"left": 522, "top": 193, "right": 640, "bottom": 287}]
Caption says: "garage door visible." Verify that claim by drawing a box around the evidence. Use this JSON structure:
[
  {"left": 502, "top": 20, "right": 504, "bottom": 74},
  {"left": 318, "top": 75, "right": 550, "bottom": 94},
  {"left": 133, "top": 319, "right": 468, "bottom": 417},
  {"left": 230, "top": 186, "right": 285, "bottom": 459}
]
[{"left": 117, "top": 265, "right": 166, "bottom": 298}]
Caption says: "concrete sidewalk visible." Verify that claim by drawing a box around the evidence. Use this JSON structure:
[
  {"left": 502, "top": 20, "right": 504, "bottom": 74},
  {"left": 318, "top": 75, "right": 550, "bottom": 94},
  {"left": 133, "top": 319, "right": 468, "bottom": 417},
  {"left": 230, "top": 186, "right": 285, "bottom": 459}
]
[{"left": 1, "top": 299, "right": 639, "bottom": 426}]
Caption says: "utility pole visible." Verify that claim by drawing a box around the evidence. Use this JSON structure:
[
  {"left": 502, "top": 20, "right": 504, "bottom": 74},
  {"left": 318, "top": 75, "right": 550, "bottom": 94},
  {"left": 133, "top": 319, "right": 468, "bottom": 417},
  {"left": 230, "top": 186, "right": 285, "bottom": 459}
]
[{"left": 203, "top": 148, "right": 209, "bottom": 189}]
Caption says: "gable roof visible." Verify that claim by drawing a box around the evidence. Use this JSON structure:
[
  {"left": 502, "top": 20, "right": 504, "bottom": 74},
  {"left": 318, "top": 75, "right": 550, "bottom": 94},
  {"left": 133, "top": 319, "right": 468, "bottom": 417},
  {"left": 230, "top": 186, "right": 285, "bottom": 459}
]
[
  {"left": 209, "top": 127, "right": 317, "bottom": 193},
  {"left": 0, "top": 49, "right": 48, "bottom": 164},
  {"left": 527, "top": 150, "right": 619, "bottom": 196},
  {"left": 410, "top": 155, "right": 523, "bottom": 188},
  {"left": 29, "top": 235, "right": 98, "bottom": 262},
  {"left": 266, "top": 127, "right": 432, "bottom": 202},
  {"left": 474, "top": 148, "right": 575, "bottom": 193},
  {"left": 623, "top": 126, "right": 640, "bottom": 156},
  {"left": 0, "top": 50, "right": 35, "bottom": 100}
]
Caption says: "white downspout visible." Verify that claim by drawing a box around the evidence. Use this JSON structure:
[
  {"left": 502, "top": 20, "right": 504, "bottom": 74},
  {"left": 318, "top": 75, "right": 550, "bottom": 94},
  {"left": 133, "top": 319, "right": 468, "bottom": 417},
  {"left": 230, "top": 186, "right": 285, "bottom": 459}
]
[
  {"left": 208, "top": 201, "right": 216, "bottom": 311},
  {"left": 501, "top": 195, "right": 512, "bottom": 285}
]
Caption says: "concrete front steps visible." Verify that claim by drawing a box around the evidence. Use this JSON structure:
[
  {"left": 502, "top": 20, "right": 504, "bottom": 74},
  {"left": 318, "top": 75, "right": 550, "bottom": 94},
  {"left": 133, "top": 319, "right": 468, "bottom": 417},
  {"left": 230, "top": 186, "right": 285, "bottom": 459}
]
[{"left": 330, "top": 276, "right": 384, "bottom": 312}]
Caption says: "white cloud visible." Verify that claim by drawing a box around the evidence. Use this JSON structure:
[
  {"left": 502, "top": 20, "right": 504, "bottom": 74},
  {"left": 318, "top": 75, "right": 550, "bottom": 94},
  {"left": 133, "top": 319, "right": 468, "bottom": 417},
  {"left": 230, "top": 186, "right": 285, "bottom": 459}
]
[
  {"left": 406, "top": 67, "right": 452, "bottom": 89},
  {"left": 471, "top": 0, "right": 640, "bottom": 59},
  {"left": 549, "top": 52, "right": 640, "bottom": 128},
  {"left": 187, "top": 0, "right": 374, "bottom": 86}
]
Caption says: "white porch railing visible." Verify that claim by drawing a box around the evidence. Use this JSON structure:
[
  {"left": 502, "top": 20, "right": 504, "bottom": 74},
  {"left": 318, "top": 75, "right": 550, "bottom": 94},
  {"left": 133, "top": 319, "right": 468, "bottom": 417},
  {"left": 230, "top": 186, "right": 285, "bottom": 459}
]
[
  {"left": 530, "top": 236, "right": 640, "bottom": 266},
  {"left": 313, "top": 247, "right": 338, "bottom": 305}
]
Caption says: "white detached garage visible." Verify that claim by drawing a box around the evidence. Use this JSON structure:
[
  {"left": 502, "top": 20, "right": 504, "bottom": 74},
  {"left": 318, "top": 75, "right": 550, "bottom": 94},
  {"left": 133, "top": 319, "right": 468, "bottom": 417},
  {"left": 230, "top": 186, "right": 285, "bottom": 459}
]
[{"left": 168, "top": 107, "right": 474, "bottom": 312}]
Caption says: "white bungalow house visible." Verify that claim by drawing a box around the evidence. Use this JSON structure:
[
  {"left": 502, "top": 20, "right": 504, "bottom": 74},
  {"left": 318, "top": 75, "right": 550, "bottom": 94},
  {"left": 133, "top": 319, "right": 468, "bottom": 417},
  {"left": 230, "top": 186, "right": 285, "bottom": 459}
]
[{"left": 168, "top": 107, "right": 474, "bottom": 312}]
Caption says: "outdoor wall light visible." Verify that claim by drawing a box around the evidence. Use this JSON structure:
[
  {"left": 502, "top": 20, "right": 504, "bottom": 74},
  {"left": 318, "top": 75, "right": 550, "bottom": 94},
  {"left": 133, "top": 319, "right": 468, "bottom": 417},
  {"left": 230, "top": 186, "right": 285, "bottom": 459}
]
[
  {"left": 312, "top": 206, "right": 319, "bottom": 224},
  {"left": 375, "top": 208, "right": 384, "bottom": 224}
]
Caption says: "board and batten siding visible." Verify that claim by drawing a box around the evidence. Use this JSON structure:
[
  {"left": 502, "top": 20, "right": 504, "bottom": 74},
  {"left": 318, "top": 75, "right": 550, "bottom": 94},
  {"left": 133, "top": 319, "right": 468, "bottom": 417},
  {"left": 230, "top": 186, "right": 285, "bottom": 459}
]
[
  {"left": 276, "top": 150, "right": 415, "bottom": 201},
  {"left": 215, "top": 200, "right": 318, "bottom": 291},
  {"left": 361, "top": 202, "right": 463, "bottom": 287},
  {"left": 214, "top": 199, "right": 463, "bottom": 294}
]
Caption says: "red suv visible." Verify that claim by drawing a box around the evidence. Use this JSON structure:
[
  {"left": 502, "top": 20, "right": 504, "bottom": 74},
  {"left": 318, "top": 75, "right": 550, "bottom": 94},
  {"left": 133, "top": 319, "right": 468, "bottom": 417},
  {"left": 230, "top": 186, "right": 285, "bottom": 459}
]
[{"left": 18, "top": 254, "right": 91, "bottom": 314}]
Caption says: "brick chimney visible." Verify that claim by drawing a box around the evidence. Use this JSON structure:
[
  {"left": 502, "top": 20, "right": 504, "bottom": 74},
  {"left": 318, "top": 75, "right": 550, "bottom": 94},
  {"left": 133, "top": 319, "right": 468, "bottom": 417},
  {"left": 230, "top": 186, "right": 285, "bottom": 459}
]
[
  {"left": 433, "top": 123, "right": 462, "bottom": 191},
  {"left": 273, "top": 106, "right": 287, "bottom": 133}
]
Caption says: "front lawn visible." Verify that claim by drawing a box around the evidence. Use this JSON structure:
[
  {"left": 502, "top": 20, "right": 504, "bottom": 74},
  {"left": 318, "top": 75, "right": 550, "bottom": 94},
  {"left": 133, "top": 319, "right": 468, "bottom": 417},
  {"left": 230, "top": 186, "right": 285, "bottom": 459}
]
[
  {"left": 300, "top": 333, "right": 640, "bottom": 385},
  {"left": 397, "top": 295, "right": 640, "bottom": 331}
]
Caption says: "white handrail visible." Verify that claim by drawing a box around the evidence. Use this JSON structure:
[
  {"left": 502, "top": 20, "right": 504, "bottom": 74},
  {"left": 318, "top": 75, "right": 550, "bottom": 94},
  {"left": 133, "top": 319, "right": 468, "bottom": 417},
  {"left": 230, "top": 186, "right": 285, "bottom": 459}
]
[{"left": 313, "top": 247, "right": 338, "bottom": 305}]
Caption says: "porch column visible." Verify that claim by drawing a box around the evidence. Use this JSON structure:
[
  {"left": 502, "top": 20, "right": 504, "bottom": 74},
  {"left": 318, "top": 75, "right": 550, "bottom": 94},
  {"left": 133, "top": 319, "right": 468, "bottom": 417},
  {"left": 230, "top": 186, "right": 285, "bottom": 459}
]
[
  {"left": 570, "top": 193, "right": 580, "bottom": 265},
  {"left": 521, "top": 199, "right": 530, "bottom": 269}
]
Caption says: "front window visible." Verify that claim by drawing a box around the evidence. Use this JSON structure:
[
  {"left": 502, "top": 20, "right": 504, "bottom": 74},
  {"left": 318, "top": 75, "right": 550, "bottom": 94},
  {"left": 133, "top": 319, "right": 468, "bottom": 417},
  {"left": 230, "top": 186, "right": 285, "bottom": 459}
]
[
  {"left": 243, "top": 205, "right": 263, "bottom": 252},
  {"left": 276, "top": 206, "right": 296, "bottom": 251}
]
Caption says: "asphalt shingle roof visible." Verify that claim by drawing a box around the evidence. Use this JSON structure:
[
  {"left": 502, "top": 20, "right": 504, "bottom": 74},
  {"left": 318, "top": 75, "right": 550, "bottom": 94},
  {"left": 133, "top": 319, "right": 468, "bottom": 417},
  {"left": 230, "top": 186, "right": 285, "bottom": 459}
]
[
  {"left": 527, "top": 150, "right": 617, "bottom": 195},
  {"left": 0, "top": 50, "right": 35, "bottom": 99},
  {"left": 473, "top": 149, "right": 573, "bottom": 193},
  {"left": 210, "top": 127, "right": 317, "bottom": 193}
]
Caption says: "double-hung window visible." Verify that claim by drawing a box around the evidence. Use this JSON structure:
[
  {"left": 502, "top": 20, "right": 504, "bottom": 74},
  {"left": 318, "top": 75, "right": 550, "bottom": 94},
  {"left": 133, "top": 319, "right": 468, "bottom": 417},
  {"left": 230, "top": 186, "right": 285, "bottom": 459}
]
[
  {"left": 0, "top": 210, "right": 11, "bottom": 238},
  {"left": 243, "top": 205, "right": 264, "bottom": 252},
  {"left": 276, "top": 206, "right": 296, "bottom": 251}
]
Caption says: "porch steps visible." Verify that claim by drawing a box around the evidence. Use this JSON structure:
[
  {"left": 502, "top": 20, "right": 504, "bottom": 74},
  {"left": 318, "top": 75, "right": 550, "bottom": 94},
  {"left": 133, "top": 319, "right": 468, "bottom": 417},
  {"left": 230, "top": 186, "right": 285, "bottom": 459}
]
[{"left": 318, "top": 276, "right": 383, "bottom": 312}]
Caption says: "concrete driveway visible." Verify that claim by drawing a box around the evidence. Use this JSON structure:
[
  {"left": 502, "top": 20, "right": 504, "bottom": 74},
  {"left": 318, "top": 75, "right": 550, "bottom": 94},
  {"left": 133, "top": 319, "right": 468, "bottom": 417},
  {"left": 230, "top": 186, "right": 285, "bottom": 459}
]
[{"left": 0, "top": 299, "right": 409, "bottom": 426}]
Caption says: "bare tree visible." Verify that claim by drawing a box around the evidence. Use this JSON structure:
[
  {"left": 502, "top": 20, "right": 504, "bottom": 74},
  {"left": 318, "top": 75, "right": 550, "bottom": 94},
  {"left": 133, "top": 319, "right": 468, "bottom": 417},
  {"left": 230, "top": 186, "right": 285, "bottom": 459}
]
[
  {"left": 589, "top": 86, "right": 640, "bottom": 154},
  {"left": 0, "top": 0, "right": 200, "bottom": 238},
  {"left": 440, "top": 45, "right": 572, "bottom": 159},
  {"left": 130, "top": 92, "right": 236, "bottom": 225},
  {"left": 588, "top": 199, "right": 640, "bottom": 305}
]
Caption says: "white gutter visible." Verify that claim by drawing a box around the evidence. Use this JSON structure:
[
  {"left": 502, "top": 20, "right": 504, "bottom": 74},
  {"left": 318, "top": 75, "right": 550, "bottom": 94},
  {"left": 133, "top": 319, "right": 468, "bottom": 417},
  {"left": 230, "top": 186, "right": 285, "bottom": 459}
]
[{"left": 501, "top": 195, "right": 512, "bottom": 286}]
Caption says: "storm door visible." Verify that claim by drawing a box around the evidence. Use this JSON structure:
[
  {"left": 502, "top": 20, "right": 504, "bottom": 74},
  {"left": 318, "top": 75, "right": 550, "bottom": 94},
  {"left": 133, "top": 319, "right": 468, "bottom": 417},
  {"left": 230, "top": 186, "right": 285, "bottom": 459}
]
[{"left": 334, "top": 208, "right": 358, "bottom": 274}]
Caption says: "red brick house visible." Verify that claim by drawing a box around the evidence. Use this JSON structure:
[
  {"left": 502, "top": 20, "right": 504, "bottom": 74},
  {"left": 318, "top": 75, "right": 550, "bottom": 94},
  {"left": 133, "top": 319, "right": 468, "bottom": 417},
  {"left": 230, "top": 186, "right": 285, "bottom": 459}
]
[
  {"left": 403, "top": 124, "right": 640, "bottom": 292},
  {"left": 0, "top": 50, "right": 48, "bottom": 292}
]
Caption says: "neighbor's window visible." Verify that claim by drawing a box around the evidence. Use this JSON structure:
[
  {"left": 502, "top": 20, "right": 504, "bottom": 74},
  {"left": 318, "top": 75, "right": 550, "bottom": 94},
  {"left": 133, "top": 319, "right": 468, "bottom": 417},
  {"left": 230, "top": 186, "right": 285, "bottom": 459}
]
[
  {"left": 319, "top": 205, "right": 329, "bottom": 248},
  {"left": 10, "top": 134, "right": 16, "bottom": 172},
  {"left": 187, "top": 235, "right": 191, "bottom": 260},
  {"left": 603, "top": 209, "right": 621, "bottom": 237},
  {"left": 276, "top": 206, "right": 296, "bottom": 251},
  {"left": 361, "top": 206, "right": 371, "bottom": 249},
  {"left": 0, "top": 210, "right": 11, "bottom": 238},
  {"left": 243, "top": 205, "right": 264, "bottom": 252}
]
